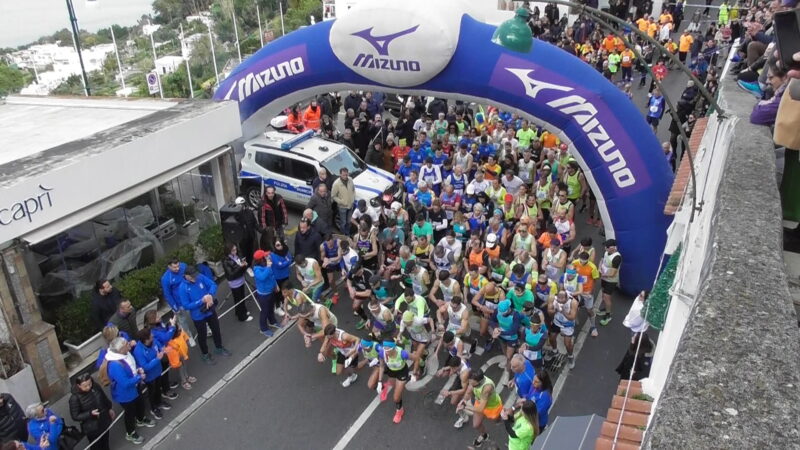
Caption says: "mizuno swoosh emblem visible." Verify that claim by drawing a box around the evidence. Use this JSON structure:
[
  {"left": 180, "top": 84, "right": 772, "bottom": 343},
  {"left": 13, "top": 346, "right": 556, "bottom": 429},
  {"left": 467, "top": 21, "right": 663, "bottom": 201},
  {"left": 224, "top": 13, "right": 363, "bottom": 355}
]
[{"left": 351, "top": 25, "right": 420, "bottom": 56}]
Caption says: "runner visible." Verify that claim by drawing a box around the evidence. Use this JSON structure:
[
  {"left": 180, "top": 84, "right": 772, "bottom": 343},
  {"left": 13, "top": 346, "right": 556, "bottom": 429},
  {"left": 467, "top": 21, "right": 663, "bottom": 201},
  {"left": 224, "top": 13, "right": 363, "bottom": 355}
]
[
  {"left": 541, "top": 238, "right": 567, "bottom": 283},
  {"left": 598, "top": 239, "right": 622, "bottom": 326},
  {"left": 547, "top": 291, "right": 579, "bottom": 369},
  {"left": 294, "top": 255, "right": 325, "bottom": 304},
  {"left": 429, "top": 269, "right": 462, "bottom": 309},
  {"left": 394, "top": 286, "right": 430, "bottom": 319},
  {"left": 399, "top": 310, "right": 434, "bottom": 380},
  {"left": 471, "top": 281, "right": 505, "bottom": 352},
  {"left": 572, "top": 253, "right": 601, "bottom": 337},
  {"left": 346, "top": 263, "right": 373, "bottom": 330},
  {"left": 436, "top": 296, "right": 471, "bottom": 349},
  {"left": 506, "top": 282, "right": 535, "bottom": 313},
  {"left": 319, "top": 324, "right": 360, "bottom": 387},
  {"left": 319, "top": 233, "right": 342, "bottom": 298},
  {"left": 520, "top": 312, "right": 548, "bottom": 369},
  {"left": 459, "top": 369, "right": 503, "bottom": 447},
  {"left": 376, "top": 341, "right": 413, "bottom": 423},
  {"left": 436, "top": 354, "right": 472, "bottom": 428},
  {"left": 404, "top": 259, "right": 431, "bottom": 298},
  {"left": 367, "top": 297, "right": 397, "bottom": 341},
  {"left": 354, "top": 221, "right": 379, "bottom": 271},
  {"left": 356, "top": 338, "right": 383, "bottom": 391},
  {"left": 492, "top": 299, "right": 529, "bottom": 377},
  {"left": 430, "top": 245, "right": 457, "bottom": 279},
  {"left": 296, "top": 301, "right": 338, "bottom": 359}
]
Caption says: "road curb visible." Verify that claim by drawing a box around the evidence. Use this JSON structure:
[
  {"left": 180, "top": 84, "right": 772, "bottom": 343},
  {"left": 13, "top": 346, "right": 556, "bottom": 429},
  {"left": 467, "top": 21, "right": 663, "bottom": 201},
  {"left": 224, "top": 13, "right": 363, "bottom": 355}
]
[{"left": 143, "top": 320, "right": 297, "bottom": 450}]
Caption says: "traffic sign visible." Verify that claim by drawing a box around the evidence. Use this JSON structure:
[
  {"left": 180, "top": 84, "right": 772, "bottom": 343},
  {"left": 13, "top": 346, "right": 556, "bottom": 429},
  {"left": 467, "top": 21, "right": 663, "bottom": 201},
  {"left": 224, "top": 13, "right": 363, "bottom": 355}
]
[{"left": 146, "top": 71, "right": 160, "bottom": 95}]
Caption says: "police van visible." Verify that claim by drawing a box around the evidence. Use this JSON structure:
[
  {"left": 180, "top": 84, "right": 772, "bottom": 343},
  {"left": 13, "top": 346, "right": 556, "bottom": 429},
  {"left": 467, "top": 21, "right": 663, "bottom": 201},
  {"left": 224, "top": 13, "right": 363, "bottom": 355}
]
[{"left": 239, "top": 129, "right": 395, "bottom": 208}]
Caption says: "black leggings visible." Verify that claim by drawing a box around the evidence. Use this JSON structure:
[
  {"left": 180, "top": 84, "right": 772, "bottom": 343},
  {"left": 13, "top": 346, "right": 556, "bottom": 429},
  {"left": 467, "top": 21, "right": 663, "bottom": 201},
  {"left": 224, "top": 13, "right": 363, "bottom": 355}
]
[
  {"left": 119, "top": 395, "right": 146, "bottom": 434},
  {"left": 256, "top": 291, "right": 278, "bottom": 332},
  {"left": 231, "top": 284, "right": 250, "bottom": 321},
  {"left": 193, "top": 311, "right": 223, "bottom": 355},
  {"left": 146, "top": 375, "right": 166, "bottom": 410}
]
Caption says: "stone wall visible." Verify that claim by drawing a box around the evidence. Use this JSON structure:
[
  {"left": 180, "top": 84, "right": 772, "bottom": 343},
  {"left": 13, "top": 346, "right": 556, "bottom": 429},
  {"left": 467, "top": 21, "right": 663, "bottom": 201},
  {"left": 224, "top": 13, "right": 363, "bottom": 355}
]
[{"left": 643, "top": 77, "right": 800, "bottom": 447}]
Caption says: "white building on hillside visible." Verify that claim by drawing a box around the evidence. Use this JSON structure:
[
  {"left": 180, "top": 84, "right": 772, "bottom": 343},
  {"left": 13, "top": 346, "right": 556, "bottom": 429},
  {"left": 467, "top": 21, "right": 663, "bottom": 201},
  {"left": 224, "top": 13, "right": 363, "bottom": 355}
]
[{"left": 155, "top": 55, "right": 184, "bottom": 75}]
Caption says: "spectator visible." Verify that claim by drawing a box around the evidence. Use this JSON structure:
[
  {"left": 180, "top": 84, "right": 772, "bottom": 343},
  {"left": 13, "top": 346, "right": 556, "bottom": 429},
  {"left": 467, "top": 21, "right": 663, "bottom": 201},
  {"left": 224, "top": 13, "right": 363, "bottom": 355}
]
[
  {"left": 25, "top": 404, "right": 62, "bottom": 450},
  {"left": 252, "top": 250, "right": 281, "bottom": 337},
  {"left": 260, "top": 185, "right": 289, "bottom": 248},
  {"left": 307, "top": 184, "right": 334, "bottom": 235},
  {"left": 160, "top": 259, "right": 195, "bottom": 347},
  {"left": 89, "top": 279, "right": 122, "bottom": 332},
  {"left": 294, "top": 218, "right": 323, "bottom": 261},
  {"left": 269, "top": 239, "right": 293, "bottom": 289},
  {"left": 303, "top": 100, "right": 321, "bottom": 130},
  {"left": 164, "top": 326, "right": 196, "bottom": 391},
  {"left": 751, "top": 62, "right": 789, "bottom": 126},
  {"left": 132, "top": 329, "right": 169, "bottom": 421},
  {"left": 222, "top": 243, "right": 253, "bottom": 323},
  {"left": 331, "top": 168, "right": 356, "bottom": 235},
  {"left": 69, "top": 373, "right": 114, "bottom": 450},
  {"left": 99, "top": 337, "right": 153, "bottom": 444},
  {"left": 311, "top": 167, "right": 335, "bottom": 194},
  {"left": 286, "top": 105, "right": 304, "bottom": 134},
  {"left": 0, "top": 393, "right": 28, "bottom": 443},
  {"left": 179, "top": 266, "right": 232, "bottom": 365},
  {"left": 501, "top": 400, "right": 539, "bottom": 450},
  {"left": 107, "top": 300, "right": 138, "bottom": 339},
  {"left": 1, "top": 438, "right": 48, "bottom": 450},
  {"left": 142, "top": 311, "right": 179, "bottom": 399}
]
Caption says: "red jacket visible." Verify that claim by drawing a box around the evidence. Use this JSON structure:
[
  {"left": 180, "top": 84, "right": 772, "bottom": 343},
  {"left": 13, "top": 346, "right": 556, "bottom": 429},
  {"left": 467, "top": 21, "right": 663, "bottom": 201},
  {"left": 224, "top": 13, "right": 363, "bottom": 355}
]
[{"left": 261, "top": 194, "right": 288, "bottom": 228}]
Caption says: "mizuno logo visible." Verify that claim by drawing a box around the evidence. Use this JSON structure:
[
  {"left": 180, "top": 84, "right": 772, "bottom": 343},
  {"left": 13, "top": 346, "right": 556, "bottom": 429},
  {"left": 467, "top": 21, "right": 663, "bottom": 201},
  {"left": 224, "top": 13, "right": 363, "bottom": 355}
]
[{"left": 351, "top": 25, "right": 420, "bottom": 56}]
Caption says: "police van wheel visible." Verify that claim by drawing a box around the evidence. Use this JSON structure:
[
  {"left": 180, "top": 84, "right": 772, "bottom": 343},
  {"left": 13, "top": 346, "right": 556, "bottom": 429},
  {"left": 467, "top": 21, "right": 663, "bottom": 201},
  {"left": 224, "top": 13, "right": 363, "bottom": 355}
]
[{"left": 245, "top": 186, "right": 261, "bottom": 208}]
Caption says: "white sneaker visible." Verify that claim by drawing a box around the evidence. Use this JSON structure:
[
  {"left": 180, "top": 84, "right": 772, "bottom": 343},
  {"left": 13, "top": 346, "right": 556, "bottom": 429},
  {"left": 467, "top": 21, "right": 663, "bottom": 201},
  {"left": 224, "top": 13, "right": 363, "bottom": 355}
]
[
  {"left": 342, "top": 373, "right": 358, "bottom": 387},
  {"left": 206, "top": 329, "right": 213, "bottom": 337},
  {"left": 245, "top": 315, "right": 254, "bottom": 322},
  {"left": 454, "top": 412, "right": 468, "bottom": 429},
  {"left": 568, "top": 355, "right": 575, "bottom": 369},
  {"left": 188, "top": 336, "right": 197, "bottom": 348},
  {"left": 275, "top": 307, "right": 285, "bottom": 318}
]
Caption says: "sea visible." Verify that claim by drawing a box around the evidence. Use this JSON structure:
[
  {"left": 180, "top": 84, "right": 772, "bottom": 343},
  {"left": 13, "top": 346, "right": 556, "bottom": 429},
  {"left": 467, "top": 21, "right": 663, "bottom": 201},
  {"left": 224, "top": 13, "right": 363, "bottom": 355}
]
[{"left": 0, "top": 0, "right": 154, "bottom": 48}]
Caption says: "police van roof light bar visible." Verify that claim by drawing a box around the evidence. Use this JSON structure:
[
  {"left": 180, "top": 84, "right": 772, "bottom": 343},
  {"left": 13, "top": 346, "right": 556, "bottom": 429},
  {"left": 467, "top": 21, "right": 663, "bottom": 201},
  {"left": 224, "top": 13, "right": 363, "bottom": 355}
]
[{"left": 280, "top": 130, "right": 316, "bottom": 150}]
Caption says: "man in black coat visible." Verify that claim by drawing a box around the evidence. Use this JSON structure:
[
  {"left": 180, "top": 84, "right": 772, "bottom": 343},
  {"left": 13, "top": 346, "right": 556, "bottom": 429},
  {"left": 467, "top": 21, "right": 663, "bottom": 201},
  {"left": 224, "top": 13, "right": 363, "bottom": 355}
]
[
  {"left": 343, "top": 91, "right": 363, "bottom": 115},
  {"left": 306, "top": 184, "right": 334, "bottom": 235},
  {"left": 90, "top": 279, "right": 123, "bottom": 332},
  {"left": 294, "top": 218, "right": 323, "bottom": 262},
  {"left": 0, "top": 393, "right": 28, "bottom": 443}
]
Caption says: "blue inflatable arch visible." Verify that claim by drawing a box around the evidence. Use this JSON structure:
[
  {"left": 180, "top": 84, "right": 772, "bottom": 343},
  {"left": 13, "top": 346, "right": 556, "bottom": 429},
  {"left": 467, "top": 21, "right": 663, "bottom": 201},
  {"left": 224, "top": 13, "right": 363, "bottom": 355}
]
[{"left": 213, "top": 1, "right": 674, "bottom": 295}]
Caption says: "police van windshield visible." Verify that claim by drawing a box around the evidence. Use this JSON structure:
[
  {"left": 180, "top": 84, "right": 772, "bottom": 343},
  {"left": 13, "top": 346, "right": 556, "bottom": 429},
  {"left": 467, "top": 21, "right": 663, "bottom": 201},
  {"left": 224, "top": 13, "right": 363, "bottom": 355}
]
[{"left": 322, "top": 148, "right": 366, "bottom": 178}]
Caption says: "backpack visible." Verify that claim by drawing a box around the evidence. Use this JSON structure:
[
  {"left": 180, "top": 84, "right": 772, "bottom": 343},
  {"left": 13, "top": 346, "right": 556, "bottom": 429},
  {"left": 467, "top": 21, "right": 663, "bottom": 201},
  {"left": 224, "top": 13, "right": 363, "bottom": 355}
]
[{"left": 97, "top": 359, "right": 111, "bottom": 387}]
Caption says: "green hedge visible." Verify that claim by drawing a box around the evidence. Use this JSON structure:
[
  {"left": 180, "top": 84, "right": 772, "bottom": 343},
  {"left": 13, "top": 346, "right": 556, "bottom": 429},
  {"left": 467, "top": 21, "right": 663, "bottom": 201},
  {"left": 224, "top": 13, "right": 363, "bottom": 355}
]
[
  {"left": 197, "top": 224, "right": 225, "bottom": 262},
  {"left": 55, "top": 244, "right": 196, "bottom": 345}
]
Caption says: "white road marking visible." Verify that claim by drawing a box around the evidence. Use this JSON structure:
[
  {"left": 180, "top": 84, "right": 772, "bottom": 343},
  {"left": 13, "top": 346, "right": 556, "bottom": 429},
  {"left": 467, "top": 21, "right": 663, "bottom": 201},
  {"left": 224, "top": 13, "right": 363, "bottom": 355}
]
[{"left": 331, "top": 387, "right": 392, "bottom": 450}]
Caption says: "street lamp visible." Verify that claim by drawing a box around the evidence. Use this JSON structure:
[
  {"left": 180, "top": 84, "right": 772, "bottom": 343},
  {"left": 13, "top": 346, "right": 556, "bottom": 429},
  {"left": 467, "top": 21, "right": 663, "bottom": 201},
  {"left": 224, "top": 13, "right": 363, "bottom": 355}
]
[{"left": 65, "top": 0, "right": 91, "bottom": 96}]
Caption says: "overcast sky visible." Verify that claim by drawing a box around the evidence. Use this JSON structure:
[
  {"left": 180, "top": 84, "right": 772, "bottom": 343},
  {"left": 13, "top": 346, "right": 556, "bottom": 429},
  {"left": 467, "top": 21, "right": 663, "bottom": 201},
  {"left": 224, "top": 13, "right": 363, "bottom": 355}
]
[{"left": 0, "top": 0, "right": 154, "bottom": 48}]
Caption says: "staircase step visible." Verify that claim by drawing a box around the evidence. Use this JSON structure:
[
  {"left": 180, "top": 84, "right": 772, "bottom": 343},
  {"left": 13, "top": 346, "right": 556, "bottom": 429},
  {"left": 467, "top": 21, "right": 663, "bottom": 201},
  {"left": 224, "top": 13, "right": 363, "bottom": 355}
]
[
  {"left": 595, "top": 436, "right": 641, "bottom": 450},
  {"left": 618, "top": 380, "right": 642, "bottom": 390},
  {"left": 611, "top": 395, "right": 653, "bottom": 414},
  {"left": 601, "top": 420, "right": 644, "bottom": 443},
  {"left": 617, "top": 384, "right": 644, "bottom": 397},
  {"left": 607, "top": 408, "right": 649, "bottom": 428}
]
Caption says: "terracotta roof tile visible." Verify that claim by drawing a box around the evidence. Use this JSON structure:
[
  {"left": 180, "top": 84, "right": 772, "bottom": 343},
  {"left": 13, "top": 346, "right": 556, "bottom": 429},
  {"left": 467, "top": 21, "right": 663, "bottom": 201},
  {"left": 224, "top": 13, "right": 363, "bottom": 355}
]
[
  {"left": 595, "top": 380, "right": 655, "bottom": 450},
  {"left": 664, "top": 117, "right": 709, "bottom": 215}
]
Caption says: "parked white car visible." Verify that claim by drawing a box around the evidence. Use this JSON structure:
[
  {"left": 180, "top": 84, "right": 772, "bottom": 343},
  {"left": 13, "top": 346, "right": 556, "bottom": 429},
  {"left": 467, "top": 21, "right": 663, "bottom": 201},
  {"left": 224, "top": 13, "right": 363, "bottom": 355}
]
[{"left": 239, "top": 130, "right": 395, "bottom": 208}]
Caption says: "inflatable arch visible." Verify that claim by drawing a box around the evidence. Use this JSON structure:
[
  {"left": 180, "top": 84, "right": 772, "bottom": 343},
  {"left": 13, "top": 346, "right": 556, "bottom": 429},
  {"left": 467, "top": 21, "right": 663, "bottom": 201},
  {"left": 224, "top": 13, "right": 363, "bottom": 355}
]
[{"left": 213, "top": 1, "right": 674, "bottom": 295}]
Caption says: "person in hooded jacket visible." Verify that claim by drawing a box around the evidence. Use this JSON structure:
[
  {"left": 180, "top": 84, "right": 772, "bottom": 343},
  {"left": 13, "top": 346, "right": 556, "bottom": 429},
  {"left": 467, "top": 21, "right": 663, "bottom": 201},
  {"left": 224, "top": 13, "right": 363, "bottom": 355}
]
[
  {"left": 222, "top": 243, "right": 253, "bottom": 323},
  {"left": 160, "top": 259, "right": 195, "bottom": 347},
  {"left": 132, "top": 329, "right": 169, "bottom": 421},
  {"left": 179, "top": 266, "right": 232, "bottom": 365},
  {"left": 101, "top": 337, "right": 153, "bottom": 444},
  {"left": 0, "top": 393, "right": 27, "bottom": 444},
  {"left": 69, "top": 373, "right": 114, "bottom": 450},
  {"left": 142, "top": 311, "right": 179, "bottom": 400},
  {"left": 25, "top": 404, "right": 62, "bottom": 450}
]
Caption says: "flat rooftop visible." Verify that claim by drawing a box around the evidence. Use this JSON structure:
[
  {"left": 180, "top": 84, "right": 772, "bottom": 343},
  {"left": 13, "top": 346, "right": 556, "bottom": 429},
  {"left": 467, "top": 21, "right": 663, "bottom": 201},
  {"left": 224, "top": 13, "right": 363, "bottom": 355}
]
[{"left": 0, "top": 96, "right": 177, "bottom": 166}]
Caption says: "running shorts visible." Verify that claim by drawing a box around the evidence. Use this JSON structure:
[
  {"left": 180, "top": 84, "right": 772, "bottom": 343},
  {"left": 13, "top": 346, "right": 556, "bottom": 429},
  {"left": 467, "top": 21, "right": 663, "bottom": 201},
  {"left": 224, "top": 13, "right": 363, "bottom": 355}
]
[
  {"left": 601, "top": 280, "right": 617, "bottom": 295},
  {"left": 481, "top": 403, "right": 502, "bottom": 420},
  {"left": 385, "top": 366, "right": 410, "bottom": 382},
  {"left": 335, "top": 351, "right": 359, "bottom": 368},
  {"left": 578, "top": 293, "right": 594, "bottom": 310},
  {"left": 550, "top": 322, "right": 575, "bottom": 337}
]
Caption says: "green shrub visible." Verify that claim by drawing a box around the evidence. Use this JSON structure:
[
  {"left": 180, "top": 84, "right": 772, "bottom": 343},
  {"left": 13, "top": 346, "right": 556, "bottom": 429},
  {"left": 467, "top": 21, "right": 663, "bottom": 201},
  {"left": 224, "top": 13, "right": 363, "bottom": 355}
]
[
  {"left": 55, "top": 293, "right": 93, "bottom": 344},
  {"left": 161, "top": 198, "right": 196, "bottom": 224},
  {"left": 197, "top": 225, "right": 225, "bottom": 262}
]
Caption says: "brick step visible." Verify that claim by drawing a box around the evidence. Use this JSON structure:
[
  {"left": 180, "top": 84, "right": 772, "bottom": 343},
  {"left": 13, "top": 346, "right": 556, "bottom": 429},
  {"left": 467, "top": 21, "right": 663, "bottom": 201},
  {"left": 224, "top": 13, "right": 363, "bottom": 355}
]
[
  {"left": 607, "top": 408, "right": 649, "bottom": 428},
  {"left": 611, "top": 395, "right": 654, "bottom": 414},
  {"left": 595, "top": 436, "right": 641, "bottom": 450},
  {"left": 618, "top": 380, "right": 642, "bottom": 390},
  {"left": 601, "top": 420, "right": 644, "bottom": 443},
  {"left": 617, "top": 384, "right": 644, "bottom": 397}
]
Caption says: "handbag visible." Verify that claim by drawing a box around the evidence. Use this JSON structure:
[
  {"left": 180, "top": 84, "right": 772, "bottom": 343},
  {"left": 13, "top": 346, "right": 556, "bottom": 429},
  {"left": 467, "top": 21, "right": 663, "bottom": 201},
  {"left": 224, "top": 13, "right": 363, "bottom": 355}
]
[
  {"left": 774, "top": 79, "right": 800, "bottom": 151},
  {"left": 58, "top": 421, "right": 85, "bottom": 450}
]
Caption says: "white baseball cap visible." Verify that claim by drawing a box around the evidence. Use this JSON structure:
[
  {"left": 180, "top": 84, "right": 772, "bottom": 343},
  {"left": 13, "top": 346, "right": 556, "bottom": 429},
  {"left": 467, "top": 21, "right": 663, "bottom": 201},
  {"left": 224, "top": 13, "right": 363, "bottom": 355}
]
[
  {"left": 486, "top": 233, "right": 498, "bottom": 248},
  {"left": 391, "top": 201, "right": 402, "bottom": 212},
  {"left": 234, "top": 196, "right": 246, "bottom": 205}
]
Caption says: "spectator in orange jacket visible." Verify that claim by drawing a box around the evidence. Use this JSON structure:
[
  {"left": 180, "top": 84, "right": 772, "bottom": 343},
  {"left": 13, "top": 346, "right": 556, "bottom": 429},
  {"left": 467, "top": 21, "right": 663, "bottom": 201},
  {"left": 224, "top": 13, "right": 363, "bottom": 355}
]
[
  {"left": 303, "top": 100, "right": 322, "bottom": 130},
  {"left": 286, "top": 106, "right": 304, "bottom": 133}
]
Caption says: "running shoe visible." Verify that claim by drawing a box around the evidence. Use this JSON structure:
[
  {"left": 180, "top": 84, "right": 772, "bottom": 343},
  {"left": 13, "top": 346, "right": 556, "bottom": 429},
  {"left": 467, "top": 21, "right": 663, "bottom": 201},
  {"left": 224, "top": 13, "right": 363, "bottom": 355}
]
[
  {"left": 261, "top": 329, "right": 275, "bottom": 338},
  {"left": 473, "top": 433, "right": 489, "bottom": 447},
  {"left": 162, "top": 391, "right": 178, "bottom": 400},
  {"left": 355, "top": 319, "right": 367, "bottom": 330},
  {"left": 599, "top": 315, "right": 613, "bottom": 326},
  {"left": 275, "top": 307, "right": 285, "bottom": 318},
  {"left": 169, "top": 381, "right": 180, "bottom": 390},
  {"left": 332, "top": 293, "right": 340, "bottom": 305},
  {"left": 206, "top": 329, "right": 213, "bottom": 337},
  {"left": 245, "top": 315, "right": 254, "bottom": 322},
  {"left": 342, "top": 373, "right": 358, "bottom": 387},
  {"left": 188, "top": 336, "right": 197, "bottom": 348},
  {"left": 150, "top": 408, "right": 163, "bottom": 420},
  {"left": 393, "top": 408, "right": 405, "bottom": 424},
  {"left": 737, "top": 80, "right": 763, "bottom": 98},
  {"left": 215, "top": 347, "right": 232, "bottom": 357},
  {"left": 331, "top": 358, "right": 337, "bottom": 374},
  {"left": 590, "top": 327, "right": 599, "bottom": 337},
  {"left": 454, "top": 411, "right": 468, "bottom": 429},
  {"left": 126, "top": 432, "right": 144, "bottom": 444},
  {"left": 201, "top": 354, "right": 216, "bottom": 366},
  {"left": 136, "top": 418, "right": 156, "bottom": 428},
  {"left": 159, "top": 401, "right": 172, "bottom": 410},
  {"left": 324, "top": 299, "right": 334, "bottom": 310},
  {"left": 380, "top": 383, "right": 390, "bottom": 402},
  {"left": 568, "top": 355, "right": 575, "bottom": 369}
]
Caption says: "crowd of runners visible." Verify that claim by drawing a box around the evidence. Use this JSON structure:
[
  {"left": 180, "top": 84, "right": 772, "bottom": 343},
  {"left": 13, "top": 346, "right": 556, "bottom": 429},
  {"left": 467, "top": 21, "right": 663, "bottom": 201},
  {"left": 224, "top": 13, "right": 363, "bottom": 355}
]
[{"left": 270, "top": 84, "right": 627, "bottom": 448}]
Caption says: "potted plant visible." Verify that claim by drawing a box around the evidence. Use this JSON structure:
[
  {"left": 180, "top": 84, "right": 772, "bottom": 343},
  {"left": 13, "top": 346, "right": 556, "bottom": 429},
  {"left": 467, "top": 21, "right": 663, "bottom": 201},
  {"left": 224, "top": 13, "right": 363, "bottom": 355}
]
[
  {"left": 196, "top": 225, "right": 225, "bottom": 277},
  {"left": 58, "top": 294, "right": 104, "bottom": 360},
  {"left": 0, "top": 343, "right": 40, "bottom": 409}
]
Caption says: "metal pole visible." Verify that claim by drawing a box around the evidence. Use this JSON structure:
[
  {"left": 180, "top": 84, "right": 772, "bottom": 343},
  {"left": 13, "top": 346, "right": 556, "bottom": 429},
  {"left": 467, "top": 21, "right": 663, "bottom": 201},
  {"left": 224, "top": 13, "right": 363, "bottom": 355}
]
[
  {"left": 180, "top": 24, "right": 194, "bottom": 98},
  {"left": 110, "top": 26, "right": 126, "bottom": 94},
  {"left": 256, "top": 2, "right": 264, "bottom": 47},
  {"left": 208, "top": 23, "right": 220, "bottom": 86},
  {"left": 65, "top": 0, "right": 90, "bottom": 96},
  {"left": 148, "top": 21, "right": 164, "bottom": 98},
  {"left": 232, "top": 9, "right": 242, "bottom": 62},
  {"left": 279, "top": 1, "right": 285, "bottom": 36}
]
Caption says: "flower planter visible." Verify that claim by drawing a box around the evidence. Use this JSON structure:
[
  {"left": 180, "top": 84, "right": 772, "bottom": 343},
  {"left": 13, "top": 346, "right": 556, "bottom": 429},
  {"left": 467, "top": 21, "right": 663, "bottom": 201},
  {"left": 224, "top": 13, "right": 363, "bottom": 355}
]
[
  {"left": 63, "top": 331, "right": 104, "bottom": 361},
  {"left": 0, "top": 364, "right": 40, "bottom": 409}
]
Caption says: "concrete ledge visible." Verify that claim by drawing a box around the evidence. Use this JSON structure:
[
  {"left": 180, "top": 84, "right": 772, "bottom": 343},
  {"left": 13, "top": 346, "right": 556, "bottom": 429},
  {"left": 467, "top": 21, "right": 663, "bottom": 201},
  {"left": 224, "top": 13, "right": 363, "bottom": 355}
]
[{"left": 644, "top": 78, "right": 800, "bottom": 447}]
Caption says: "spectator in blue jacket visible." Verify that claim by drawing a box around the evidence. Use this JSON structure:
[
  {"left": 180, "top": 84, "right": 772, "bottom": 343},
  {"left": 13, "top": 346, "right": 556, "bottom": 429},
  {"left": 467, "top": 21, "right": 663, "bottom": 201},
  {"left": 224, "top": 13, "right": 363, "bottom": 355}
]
[
  {"left": 24, "top": 404, "right": 62, "bottom": 450},
  {"left": 143, "top": 310, "right": 180, "bottom": 401},
  {"left": 132, "top": 329, "right": 169, "bottom": 421},
  {"left": 269, "top": 239, "right": 293, "bottom": 316},
  {"left": 103, "top": 337, "right": 153, "bottom": 443},
  {"left": 253, "top": 250, "right": 280, "bottom": 337},
  {"left": 160, "top": 259, "right": 195, "bottom": 346},
  {"left": 179, "top": 266, "right": 231, "bottom": 365}
]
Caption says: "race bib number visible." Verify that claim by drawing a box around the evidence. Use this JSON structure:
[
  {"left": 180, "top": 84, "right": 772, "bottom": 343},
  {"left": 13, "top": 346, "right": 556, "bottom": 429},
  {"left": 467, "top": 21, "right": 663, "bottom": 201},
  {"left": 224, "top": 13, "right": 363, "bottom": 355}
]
[{"left": 649, "top": 105, "right": 659, "bottom": 113}]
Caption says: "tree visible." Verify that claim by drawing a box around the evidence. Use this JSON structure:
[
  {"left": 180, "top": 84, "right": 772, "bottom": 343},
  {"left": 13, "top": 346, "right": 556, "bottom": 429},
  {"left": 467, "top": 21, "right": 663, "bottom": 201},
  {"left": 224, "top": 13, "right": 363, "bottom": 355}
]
[
  {"left": 162, "top": 66, "right": 191, "bottom": 98},
  {"left": 0, "top": 62, "right": 28, "bottom": 96},
  {"left": 268, "top": 0, "right": 321, "bottom": 36}
]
